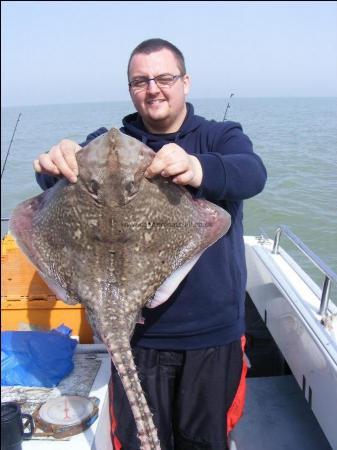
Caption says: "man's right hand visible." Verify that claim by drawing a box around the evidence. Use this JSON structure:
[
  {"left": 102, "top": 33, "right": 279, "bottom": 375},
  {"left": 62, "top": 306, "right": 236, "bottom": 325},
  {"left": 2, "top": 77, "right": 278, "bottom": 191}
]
[{"left": 33, "top": 139, "right": 81, "bottom": 183}]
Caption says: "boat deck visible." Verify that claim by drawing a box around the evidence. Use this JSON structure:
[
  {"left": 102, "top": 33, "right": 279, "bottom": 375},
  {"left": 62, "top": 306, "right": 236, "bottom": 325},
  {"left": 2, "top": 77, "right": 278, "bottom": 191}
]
[{"left": 230, "top": 375, "right": 332, "bottom": 450}]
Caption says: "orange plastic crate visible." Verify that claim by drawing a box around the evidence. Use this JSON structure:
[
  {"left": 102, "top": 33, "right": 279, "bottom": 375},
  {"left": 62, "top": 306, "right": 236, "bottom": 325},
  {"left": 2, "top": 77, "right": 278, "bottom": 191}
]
[{"left": 1, "top": 234, "right": 93, "bottom": 343}]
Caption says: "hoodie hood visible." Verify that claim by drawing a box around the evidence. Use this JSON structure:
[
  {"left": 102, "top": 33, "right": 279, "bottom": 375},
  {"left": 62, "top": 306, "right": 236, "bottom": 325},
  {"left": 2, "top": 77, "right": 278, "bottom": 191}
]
[{"left": 121, "top": 103, "right": 204, "bottom": 151}]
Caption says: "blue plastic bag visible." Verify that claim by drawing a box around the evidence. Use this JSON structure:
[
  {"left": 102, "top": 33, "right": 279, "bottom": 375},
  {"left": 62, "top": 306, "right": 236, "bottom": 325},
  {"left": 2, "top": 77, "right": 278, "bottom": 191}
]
[{"left": 1, "top": 329, "right": 77, "bottom": 387}]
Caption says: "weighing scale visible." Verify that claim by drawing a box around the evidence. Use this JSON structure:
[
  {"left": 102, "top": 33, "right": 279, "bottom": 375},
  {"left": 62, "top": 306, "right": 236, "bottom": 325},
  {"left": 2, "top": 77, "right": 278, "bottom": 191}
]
[{"left": 33, "top": 396, "right": 99, "bottom": 439}]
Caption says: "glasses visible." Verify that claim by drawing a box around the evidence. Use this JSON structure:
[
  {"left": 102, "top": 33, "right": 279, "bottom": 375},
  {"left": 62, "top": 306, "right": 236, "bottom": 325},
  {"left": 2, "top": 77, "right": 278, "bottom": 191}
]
[{"left": 128, "top": 73, "right": 183, "bottom": 90}]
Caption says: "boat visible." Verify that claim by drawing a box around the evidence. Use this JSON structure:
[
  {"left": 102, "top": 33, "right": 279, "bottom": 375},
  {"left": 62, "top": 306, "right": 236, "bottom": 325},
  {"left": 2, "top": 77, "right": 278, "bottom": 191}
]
[
  {"left": 1, "top": 225, "right": 336, "bottom": 450},
  {"left": 232, "top": 227, "right": 336, "bottom": 450}
]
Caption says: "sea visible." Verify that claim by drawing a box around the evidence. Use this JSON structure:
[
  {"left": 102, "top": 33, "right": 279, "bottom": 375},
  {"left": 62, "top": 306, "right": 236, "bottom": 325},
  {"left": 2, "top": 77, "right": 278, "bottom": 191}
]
[{"left": 1, "top": 97, "right": 337, "bottom": 302}]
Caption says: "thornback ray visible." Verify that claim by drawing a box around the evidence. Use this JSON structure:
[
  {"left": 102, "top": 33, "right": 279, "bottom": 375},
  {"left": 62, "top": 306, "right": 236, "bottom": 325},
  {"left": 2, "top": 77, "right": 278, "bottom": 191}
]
[{"left": 9, "top": 128, "right": 231, "bottom": 449}]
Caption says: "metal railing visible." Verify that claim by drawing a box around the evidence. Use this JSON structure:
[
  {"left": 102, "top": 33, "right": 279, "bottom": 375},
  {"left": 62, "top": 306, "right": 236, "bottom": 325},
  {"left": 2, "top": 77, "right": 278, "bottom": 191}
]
[{"left": 272, "top": 225, "right": 337, "bottom": 315}]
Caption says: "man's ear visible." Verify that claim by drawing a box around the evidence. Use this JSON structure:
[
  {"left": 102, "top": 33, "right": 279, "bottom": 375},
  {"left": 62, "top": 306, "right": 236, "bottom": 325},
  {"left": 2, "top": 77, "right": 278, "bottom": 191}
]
[{"left": 183, "top": 74, "right": 190, "bottom": 96}]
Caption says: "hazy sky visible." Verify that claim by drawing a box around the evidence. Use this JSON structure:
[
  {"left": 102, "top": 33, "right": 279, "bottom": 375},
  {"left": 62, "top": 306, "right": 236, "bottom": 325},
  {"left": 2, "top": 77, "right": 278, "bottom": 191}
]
[{"left": 2, "top": 1, "right": 337, "bottom": 106}]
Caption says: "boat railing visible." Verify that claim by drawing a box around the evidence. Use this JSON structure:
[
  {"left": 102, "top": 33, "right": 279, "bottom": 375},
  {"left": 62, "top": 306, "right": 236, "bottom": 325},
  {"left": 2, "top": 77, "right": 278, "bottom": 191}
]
[{"left": 272, "top": 225, "right": 337, "bottom": 315}]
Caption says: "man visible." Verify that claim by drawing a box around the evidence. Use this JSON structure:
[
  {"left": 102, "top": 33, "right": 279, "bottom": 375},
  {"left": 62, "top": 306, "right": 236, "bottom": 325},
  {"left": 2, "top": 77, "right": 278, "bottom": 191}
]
[{"left": 34, "top": 38, "right": 267, "bottom": 449}]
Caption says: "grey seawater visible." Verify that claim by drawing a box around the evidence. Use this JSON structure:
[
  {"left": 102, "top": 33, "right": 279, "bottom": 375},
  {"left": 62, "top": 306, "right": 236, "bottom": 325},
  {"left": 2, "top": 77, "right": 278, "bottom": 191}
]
[{"left": 1, "top": 97, "right": 337, "bottom": 301}]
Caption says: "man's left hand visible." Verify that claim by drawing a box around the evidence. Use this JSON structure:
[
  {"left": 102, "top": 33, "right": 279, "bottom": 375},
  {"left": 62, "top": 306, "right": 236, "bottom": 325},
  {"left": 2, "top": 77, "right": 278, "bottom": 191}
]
[{"left": 144, "top": 143, "right": 203, "bottom": 188}]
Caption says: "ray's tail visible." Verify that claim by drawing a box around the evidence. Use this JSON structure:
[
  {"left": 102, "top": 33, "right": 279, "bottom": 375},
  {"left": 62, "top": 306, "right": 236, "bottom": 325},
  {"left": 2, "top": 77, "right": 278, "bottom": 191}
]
[{"left": 104, "top": 336, "right": 161, "bottom": 450}]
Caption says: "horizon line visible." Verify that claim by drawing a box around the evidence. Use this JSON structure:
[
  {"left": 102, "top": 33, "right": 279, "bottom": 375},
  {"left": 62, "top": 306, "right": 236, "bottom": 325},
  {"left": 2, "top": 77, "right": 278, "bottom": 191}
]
[{"left": 2, "top": 95, "right": 337, "bottom": 109}]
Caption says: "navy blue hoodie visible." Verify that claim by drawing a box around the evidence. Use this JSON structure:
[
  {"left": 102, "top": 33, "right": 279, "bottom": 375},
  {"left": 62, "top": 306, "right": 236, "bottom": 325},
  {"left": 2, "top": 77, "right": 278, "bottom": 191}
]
[{"left": 36, "top": 103, "right": 267, "bottom": 350}]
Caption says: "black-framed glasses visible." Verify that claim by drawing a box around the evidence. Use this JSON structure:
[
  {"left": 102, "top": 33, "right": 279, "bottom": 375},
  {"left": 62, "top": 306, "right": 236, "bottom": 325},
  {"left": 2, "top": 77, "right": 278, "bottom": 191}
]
[{"left": 128, "top": 73, "right": 183, "bottom": 90}]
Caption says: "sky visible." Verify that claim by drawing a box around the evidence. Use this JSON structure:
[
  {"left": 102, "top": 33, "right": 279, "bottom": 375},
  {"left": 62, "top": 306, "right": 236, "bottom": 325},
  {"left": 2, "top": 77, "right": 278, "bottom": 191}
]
[{"left": 1, "top": 1, "right": 337, "bottom": 107}]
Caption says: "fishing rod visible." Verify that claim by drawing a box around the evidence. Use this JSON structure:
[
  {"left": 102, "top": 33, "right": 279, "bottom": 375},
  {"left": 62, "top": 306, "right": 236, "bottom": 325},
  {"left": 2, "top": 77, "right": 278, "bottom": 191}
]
[
  {"left": 1, "top": 112, "right": 22, "bottom": 179},
  {"left": 223, "top": 93, "right": 234, "bottom": 121},
  {"left": 1, "top": 112, "right": 22, "bottom": 223}
]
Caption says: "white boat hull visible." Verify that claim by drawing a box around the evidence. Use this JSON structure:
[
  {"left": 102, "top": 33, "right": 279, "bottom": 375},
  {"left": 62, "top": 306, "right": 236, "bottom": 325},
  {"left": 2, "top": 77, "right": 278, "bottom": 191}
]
[{"left": 244, "top": 236, "right": 337, "bottom": 449}]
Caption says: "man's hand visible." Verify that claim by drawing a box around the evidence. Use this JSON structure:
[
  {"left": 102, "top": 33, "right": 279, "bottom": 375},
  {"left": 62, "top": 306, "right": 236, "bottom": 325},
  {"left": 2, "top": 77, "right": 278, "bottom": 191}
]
[
  {"left": 144, "top": 143, "right": 203, "bottom": 188},
  {"left": 33, "top": 139, "right": 81, "bottom": 183}
]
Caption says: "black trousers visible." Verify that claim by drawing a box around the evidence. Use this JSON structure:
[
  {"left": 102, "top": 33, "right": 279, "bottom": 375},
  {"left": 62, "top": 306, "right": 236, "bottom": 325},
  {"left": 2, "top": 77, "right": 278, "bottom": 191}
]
[{"left": 109, "top": 340, "right": 243, "bottom": 450}]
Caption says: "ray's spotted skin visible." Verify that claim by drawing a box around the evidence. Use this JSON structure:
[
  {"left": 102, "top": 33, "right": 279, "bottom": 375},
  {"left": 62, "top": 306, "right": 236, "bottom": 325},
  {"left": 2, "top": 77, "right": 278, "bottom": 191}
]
[{"left": 9, "top": 128, "right": 231, "bottom": 449}]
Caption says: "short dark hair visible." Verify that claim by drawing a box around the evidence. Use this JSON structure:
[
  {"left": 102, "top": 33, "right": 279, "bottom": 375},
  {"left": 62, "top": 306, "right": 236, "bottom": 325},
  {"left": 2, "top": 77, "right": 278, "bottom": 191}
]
[{"left": 127, "top": 38, "right": 186, "bottom": 78}]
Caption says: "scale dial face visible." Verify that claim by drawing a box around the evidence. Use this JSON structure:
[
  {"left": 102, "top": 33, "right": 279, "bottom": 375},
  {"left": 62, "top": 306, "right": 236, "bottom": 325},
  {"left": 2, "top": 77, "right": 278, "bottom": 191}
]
[{"left": 38, "top": 396, "right": 94, "bottom": 426}]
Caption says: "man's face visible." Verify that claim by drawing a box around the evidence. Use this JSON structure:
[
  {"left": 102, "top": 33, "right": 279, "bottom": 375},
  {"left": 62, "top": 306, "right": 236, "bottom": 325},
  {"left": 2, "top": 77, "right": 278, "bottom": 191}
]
[{"left": 128, "top": 48, "right": 190, "bottom": 133}]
